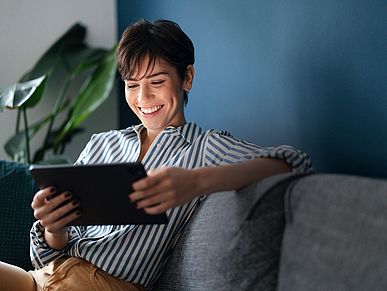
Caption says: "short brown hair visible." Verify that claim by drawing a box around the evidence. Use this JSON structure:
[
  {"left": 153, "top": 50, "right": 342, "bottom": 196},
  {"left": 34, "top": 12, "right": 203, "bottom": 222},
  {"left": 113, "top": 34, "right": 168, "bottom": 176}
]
[{"left": 117, "top": 19, "right": 195, "bottom": 105}]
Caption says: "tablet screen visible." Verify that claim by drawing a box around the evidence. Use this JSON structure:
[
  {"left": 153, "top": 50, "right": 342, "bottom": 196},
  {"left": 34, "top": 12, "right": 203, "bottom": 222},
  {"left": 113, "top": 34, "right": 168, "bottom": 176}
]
[{"left": 29, "top": 163, "right": 168, "bottom": 225}]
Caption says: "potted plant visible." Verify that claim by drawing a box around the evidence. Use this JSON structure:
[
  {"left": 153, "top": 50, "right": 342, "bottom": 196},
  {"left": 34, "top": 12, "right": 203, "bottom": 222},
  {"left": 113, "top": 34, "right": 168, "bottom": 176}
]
[{"left": 0, "top": 23, "right": 117, "bottom": 164}]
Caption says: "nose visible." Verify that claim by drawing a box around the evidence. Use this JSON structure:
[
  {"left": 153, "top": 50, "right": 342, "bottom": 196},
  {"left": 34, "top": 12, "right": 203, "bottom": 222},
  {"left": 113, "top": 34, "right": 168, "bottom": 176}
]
[{"left": 137, "top": 84, "right": 152, "bottom": 104}]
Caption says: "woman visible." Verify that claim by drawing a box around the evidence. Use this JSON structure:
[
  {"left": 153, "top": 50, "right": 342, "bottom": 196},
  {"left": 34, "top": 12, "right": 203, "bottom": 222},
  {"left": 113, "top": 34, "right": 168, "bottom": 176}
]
[{"left": 0, "top": 19, "right": 312, "bottom": 290}]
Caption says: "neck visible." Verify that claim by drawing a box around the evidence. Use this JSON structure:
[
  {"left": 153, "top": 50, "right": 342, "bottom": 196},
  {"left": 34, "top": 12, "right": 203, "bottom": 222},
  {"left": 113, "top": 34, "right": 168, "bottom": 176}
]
[{"left": 142, "top": 128, "right": 158, "bottom": 145}]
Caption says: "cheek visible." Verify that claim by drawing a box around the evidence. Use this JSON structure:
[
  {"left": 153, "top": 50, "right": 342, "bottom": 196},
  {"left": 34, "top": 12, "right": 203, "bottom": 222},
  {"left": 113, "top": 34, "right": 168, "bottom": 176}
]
[
  {"left": 125, "top": 92, "right": 137, "bottom": 111},
  {"left": 125, "top": 90, "right": 133, "bottom": 104},
  {"left": 166, "top": 84, "right": 184, "bottom": 104}
]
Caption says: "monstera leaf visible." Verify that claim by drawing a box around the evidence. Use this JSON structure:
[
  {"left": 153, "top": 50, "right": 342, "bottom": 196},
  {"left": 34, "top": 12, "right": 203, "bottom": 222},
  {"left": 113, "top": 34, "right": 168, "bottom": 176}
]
[
  {"left": 21, "top": 23, "right": 86, "bottom": 82},
  {"left": 0, "top": 76, "right": 46, "bottom": 111},
  {"left": 0, "top": 23, "right": 118, "bottom": 164},
  {"left": 4, "top": 113, "right": 52, "bottom": 161},
  {"left": 53, "top": 46, "right": 117, "bottom": 149}
]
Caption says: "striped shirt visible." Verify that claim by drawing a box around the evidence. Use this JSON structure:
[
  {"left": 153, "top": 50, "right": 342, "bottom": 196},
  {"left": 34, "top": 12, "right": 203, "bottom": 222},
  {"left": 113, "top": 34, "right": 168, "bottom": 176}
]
[{"left": 30, "top": 122, "right": 312, "bottom": 289}]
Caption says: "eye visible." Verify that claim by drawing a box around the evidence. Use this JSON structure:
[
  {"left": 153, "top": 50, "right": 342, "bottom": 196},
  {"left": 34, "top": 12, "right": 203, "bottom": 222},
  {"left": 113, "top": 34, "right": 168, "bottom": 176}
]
[
  {"left": 151, "top": 80, "right": 164, "bottom": 86},
  {"left": 126, "top": 83, "right": 138, "bottom": 90}
]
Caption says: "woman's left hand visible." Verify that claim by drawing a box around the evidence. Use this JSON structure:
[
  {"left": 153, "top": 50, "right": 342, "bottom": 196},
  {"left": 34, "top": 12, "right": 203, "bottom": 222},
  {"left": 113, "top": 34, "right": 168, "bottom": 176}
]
[{"left": 129, "top": 167, "right": 202, "bottom": 214}]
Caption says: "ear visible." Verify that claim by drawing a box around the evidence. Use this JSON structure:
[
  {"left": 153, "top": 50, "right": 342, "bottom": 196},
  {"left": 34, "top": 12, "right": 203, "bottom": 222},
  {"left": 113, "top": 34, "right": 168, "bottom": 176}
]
[{"left": 183, "top": 65, "right": 194, "bottom": 92}]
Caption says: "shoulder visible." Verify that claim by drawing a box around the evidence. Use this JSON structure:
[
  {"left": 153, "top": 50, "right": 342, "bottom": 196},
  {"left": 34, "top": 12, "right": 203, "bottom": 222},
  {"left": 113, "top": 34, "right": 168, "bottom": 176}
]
[
  {"left": 76, "top": 127, "right": 139, "bottom": 165},
  {"left": 185, "top": 127, "right": 231, "bottom": 147},
  {"left": 199, "top": 128, "right": 257, "bottom": 148},
  {"left": 198, "top": 128, "right": 232, "bottom": 140},
  {"left": 88, "top": 127, "right": 137, "bottom": 144}
]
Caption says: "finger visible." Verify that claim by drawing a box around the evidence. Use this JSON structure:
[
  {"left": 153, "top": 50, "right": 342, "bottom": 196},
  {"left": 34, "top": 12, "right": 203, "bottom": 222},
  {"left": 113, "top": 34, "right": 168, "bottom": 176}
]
[
  {"left": 132, "top": 176, "right": 158, "bottom": 191},
  {"left": 39, "top": 199, "right": 80, "bottom": 227},
  {"left": 31, "top": 187, "right": 56, "bottom": 209},
  {"left": 47, "top": 198, "right": 80, "bottom": 223},
  {"left": 44, "top": 209, "right": 82, "bottom": 233},
  {"left": 130, "top": 187, "right": 163, "bottom": 202},
  {"left": 33, "top": 191, "right": 73, "bottom": 219},
  {"left": 144, "top": 201, "right": 172, "bottom": 215},
  {"left": 129, "top": 178, "right": 173, "bottom": 202},
  {"left": 135, "top": 192, "right": 171, "bottom": 209},
  {"left": 45, "top": 191, "right": 73, "bottom": 212},
  {"left": 132, "top": 170, "right": 165, "bottom": 190}
]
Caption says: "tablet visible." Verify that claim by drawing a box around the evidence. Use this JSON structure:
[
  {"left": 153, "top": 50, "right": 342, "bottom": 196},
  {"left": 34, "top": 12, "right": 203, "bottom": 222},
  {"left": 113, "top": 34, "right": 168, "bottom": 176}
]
[{"left": 29, "top": 163, "right": 168, "bottom": 225}]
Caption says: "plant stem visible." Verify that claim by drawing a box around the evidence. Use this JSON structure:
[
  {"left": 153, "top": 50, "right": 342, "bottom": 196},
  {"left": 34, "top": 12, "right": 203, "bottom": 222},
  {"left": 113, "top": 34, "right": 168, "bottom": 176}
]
[
  {"left": 42, "top": 78, "right": 71, "bottom": 155},
  {"left": 59, "top": 142, "right": 66, "bottom": 154},
  {"left": 16, "top": 108, "right": 21, "bottom": 133},
  {"left": 22, "top": 107, "right": 31, "bottom": 163}
]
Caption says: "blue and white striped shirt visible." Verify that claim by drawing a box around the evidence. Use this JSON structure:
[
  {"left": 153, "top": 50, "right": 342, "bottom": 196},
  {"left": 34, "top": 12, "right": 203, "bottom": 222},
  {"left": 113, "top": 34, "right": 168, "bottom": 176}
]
[{"left": 30, "top": 122, "right": 312, "bottom": 289}]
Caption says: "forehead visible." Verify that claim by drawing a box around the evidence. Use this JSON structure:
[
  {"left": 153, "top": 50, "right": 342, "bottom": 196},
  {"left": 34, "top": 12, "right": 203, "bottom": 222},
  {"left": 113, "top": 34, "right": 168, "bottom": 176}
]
[{"left": 129, "top": 56, "right": 174, "bottom": 80}]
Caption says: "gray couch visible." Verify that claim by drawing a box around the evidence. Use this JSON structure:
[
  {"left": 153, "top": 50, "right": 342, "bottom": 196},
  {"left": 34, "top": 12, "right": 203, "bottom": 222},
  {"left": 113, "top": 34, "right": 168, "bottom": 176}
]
[
  {"left": 154, "top": 173, "right": 387, "bottom": 291},
  {"left": 1, "top": 160, "right": 387, "bottom": 290}
]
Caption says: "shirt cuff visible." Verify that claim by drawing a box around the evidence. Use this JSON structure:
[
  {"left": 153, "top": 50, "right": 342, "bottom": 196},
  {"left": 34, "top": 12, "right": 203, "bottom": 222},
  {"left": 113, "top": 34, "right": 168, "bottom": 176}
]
[
  {"left": 30, "top": 221, "right": 81, "bottom": 251},
  {"left": 30, "top": 220, "right": 49, "bottom": 249}
]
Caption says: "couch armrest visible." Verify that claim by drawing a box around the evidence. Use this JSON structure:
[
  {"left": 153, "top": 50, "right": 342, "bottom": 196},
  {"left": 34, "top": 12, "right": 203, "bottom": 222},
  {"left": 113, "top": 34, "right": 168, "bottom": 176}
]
[
  {"left": 277, "top": 174, "right": 387, "bottom": 291},
  {"left": 154, "top": 173, "right": 306, "bottom": 291}
]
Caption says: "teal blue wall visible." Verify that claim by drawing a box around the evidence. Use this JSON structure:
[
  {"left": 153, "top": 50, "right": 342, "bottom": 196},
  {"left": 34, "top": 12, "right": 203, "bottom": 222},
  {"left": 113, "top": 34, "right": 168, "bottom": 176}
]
[{"left": 117, "top": 0, "right": 387, "bottom": 178}]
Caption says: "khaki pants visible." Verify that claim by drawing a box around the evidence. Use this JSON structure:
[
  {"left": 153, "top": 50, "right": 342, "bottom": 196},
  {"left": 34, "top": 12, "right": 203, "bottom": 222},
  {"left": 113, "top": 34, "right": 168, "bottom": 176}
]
[{"left": 28, "top": 256, "right": 145, "bottom": 291}]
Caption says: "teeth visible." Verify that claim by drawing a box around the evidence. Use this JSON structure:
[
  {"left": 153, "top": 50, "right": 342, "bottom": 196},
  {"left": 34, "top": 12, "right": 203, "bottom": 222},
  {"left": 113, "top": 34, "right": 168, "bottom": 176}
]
[{"left": 141, "top": 106, "right": 162, "bottom": 114}]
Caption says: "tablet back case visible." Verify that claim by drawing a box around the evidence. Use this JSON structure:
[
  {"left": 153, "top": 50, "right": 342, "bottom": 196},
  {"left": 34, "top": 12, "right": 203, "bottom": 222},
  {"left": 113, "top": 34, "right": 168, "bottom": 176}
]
[{"left": 30, "top": 163, "right": 168, "bottom": 225}]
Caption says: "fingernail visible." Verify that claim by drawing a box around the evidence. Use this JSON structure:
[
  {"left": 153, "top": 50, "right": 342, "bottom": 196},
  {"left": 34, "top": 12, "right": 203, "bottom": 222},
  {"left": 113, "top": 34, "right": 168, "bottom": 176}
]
[
  {"left": 65, "top": 191, "right": 72, "bottom": 198},
  {"left": 45, "top": 196, "right": 51, "bottom": 202},
  {"left": 72, "top": 199, "right": 79, "bottom": 206},
  {"left": 76, "top": 210, "right": 82, "bottom": 216},
  {"left": 49, "top": 187, "right": 56, "bottom": 193}
]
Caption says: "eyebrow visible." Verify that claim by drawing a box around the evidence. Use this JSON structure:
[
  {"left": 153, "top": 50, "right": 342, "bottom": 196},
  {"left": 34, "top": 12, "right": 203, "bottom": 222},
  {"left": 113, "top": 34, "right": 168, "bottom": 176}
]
[{"left": 128, "top": 72, "right": 168, "bottom": 81}]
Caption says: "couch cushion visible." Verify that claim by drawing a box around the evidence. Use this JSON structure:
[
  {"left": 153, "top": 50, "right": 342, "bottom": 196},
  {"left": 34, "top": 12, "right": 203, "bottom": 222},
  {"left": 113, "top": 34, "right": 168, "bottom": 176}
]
[
  {"left": 277, "top": 174, "right": 387, "bottom": 291},
  {"left": 0, "top": 160, "right": 38, "bottom": 270},
  {"left": 154, "top": 173, "right": 306, "bottom": 291}
]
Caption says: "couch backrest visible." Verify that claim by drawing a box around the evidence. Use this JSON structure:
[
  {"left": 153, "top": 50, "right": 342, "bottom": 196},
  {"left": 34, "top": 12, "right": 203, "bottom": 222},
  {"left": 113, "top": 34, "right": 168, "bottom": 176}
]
[
  {"left": 154, "top": 173, "right": 304, "bottom": 291},
  {"left": 277, "top": 174, "right": 387, "bottom": 291},
  {"left": 0, "top": 160, "right": 38, "bottom": 270}
]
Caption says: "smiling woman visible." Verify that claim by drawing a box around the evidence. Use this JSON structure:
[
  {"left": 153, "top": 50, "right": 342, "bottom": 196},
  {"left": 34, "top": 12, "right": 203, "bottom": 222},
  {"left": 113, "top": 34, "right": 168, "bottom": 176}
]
[
  {"left": 124, "top": 57, "right": 192, "bottom": 142},
  {"left": 0, "top": 19, "right": 313, "bottom": 290}
]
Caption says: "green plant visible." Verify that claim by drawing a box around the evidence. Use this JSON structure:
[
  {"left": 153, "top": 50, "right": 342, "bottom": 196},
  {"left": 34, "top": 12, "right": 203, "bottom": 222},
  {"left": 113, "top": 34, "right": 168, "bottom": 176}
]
[{"left": 0, "top": 23, "right": 117, "bottom": 164}]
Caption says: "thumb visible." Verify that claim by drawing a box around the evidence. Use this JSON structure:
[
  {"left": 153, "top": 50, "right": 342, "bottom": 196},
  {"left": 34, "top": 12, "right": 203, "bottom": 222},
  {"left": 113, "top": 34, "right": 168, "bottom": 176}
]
[{"left": 147, "top": 168, "right": 162, "bottom": 177}]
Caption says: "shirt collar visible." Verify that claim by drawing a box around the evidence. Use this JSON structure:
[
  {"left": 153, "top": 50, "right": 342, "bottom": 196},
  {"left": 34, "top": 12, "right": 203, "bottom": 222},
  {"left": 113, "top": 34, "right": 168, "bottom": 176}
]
[{"left": 129, "top": 122, "right": 201, "bottom": 145}]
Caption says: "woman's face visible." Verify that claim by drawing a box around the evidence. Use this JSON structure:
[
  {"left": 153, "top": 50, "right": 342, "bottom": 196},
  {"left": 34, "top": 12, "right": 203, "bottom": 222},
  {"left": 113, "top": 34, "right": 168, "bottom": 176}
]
[{"left": 124, "top": 57, "right": 193, "bottom": 135}]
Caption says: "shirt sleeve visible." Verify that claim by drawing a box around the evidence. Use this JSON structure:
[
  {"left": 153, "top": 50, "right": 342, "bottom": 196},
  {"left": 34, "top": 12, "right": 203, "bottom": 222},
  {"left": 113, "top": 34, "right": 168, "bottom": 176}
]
[
  {"left": 204, "top": 131, "right": 313, "bottom": 173},
  {"left": 74, "top": 134, "right": 96, "bottom": 165},
  {"left": 30, "top": 221, "right": 86, "bottom": 269},
  {"left": 30, "top": 135, "right": 92, "bottom": 268}
]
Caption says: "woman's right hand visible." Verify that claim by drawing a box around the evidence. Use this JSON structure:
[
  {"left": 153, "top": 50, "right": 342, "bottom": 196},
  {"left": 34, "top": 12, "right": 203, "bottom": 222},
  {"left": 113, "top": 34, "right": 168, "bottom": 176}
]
[{"left": 31, "top": 187, "right": 81, "bottom": 249}]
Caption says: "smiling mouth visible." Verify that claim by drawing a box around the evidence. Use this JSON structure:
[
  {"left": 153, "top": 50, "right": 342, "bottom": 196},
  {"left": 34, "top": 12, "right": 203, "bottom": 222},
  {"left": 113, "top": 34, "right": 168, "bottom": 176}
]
[{"left": 139, "top": 105, "right": 163, "bottom": 114}]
